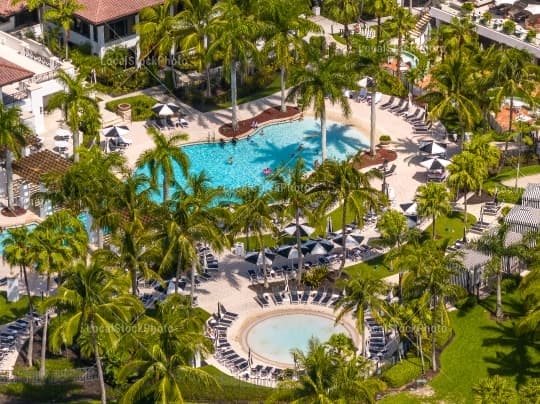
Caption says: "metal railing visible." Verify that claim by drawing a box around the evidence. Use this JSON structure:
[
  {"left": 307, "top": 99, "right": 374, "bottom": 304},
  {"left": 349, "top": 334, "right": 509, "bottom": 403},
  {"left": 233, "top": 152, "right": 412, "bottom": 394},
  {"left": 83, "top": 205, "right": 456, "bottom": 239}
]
[
  {"left": 2, "top": 366, "right": 98, "bottom": 384},
  {"left": 3, "top": 90, "right": 29, "bottom": 105}
]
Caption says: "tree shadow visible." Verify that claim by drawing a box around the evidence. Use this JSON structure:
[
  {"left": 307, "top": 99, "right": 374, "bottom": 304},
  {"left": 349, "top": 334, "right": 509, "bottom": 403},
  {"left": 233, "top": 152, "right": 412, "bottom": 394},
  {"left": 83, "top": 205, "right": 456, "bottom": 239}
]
[{"left": 454, "top": 295, "right": 478, "bottom": 317}]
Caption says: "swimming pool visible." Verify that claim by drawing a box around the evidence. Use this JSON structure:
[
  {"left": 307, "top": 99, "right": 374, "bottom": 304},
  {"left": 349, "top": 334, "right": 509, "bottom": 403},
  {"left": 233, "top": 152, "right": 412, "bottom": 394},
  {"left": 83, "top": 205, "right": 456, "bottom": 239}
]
[
  {"left": 137, "top": 118, "right": 368, "bottom": 194},
  {"left": 0, "top": 223, "right": 38, "bottom": 255},
  {"left": 246, "top": 312, "right": 349, "bottom": 365}
]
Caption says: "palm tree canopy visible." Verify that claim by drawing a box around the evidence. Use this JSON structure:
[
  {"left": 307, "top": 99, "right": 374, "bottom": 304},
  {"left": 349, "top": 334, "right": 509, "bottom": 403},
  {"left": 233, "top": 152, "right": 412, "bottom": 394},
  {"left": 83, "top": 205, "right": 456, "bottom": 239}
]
[{"left": 0, "top": 104, "right": 31, "bottom": 157}]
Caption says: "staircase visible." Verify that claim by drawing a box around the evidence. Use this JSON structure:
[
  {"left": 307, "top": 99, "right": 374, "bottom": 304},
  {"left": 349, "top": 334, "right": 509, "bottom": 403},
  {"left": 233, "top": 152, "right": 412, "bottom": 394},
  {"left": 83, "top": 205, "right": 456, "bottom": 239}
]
[{"left": 411, "top": 9, "right": 432, "bottom": 39}]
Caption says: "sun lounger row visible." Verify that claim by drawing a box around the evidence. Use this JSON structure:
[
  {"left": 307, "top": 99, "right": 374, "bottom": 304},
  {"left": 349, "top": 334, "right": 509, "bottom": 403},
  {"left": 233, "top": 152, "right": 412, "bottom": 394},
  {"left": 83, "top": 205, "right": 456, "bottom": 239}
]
[{"left": 256, "top": 288, "right": 343, "bottom": 308}]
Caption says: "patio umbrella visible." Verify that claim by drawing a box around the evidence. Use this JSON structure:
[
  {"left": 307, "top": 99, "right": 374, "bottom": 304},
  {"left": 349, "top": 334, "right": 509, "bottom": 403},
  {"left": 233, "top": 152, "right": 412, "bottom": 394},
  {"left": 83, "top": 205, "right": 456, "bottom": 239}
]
[
  {"left": 420, "top": 157, "right": 452, "bottom": 171},
  {"left": 283, "top": 222, "right": 315, "bottom": 237},
  {"left": 151, "top": 102, "right": 180, "bottom": 116},
  {"left": 332, "top": 234, "right": 364, "bottom": 249},
  {"left": 418, "top": 141, "right": 447, "bottom": 156},
  {"left": 303, "top": 239, "right": 334, "bottom": 255},
  {"left": 277, "top": 244, "right": 309, "bottom": 259},
  {"left": 56, "top": 128, "right": 72, "bottom": 139},
  {"left": 358, "top": 76, "right": 373, "bottom": 87},
  {"left": 400, "top": 202, "right": 418, "bottom": 216},
  {"left": 245, "top": 249, "right": 276, "bottom": 266},
  {"left": 102, "top": 125, "right": 130, "bottom": 138}
]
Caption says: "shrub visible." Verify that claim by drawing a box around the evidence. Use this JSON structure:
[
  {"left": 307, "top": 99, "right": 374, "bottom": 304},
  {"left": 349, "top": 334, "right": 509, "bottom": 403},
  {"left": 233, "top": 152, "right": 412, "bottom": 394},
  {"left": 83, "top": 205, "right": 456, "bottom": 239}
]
[
  {"left": 381, "top": 357, "right": 424, "bottom": 388},
  {"left": 379, "top": 135, "right": 391, "bottom": 142},
  {"left": 501, "top": 275, "right": 520, "bottom": 293},
  {"left": 526, "top": 30, "right": 537, "bottom": 43},
  {"left": 481, "top": 12, "right": 492, "bottom": 25},
  {"left": 302, "top": 265, "right": 329, "bottom": 288},
  {"left": 503, "top": 20, "right": 516, "bottom": 34},
  {"left": 461, "top": 2, "right": 475, "bottom": 14},
  {"left": 105, "top": 95, "right": 157, "bottom": 121}
]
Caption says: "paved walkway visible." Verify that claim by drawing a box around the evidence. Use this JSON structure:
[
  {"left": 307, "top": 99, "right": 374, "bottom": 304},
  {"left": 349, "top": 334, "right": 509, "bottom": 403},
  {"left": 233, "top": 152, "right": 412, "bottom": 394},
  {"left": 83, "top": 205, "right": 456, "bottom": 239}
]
[{"left": 501, "top": 173, "right": 540, "bottom": 188}]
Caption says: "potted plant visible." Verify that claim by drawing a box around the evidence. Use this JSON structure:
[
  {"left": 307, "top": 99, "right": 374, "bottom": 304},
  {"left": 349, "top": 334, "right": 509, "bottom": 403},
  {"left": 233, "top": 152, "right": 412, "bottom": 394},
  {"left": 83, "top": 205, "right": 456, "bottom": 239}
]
[
  {"left": 526, "top": 29, "right": 537, "bottom": 43},
  {"left": 481, "top": 12, "right": 493, "bottom": 26},
  {"left": 379, "top": 135, "right": 392, "bottom": 145},
  {"left": 461, "top": 2, "right": 475, "bottom": 16},
  {"left": 502, "top": 20, "right": 516, "bottom": 34}
]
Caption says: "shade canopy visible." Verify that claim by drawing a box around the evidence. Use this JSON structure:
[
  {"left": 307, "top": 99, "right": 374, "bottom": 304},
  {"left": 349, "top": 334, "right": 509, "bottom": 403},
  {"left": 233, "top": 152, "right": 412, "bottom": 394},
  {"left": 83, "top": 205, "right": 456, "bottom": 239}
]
[
  {"left": 245, "top": 249, "right": 276, "bottom": 266},
  {"left": 332, "top": 234, "right": 364, "bottom": 249},
  {"left": 302, "top": 239, "right": 334, "bottom": 255},
  {"left": 420, "top": 157, "right": 452, "bottom": 171},
  {"left": 277, "top": 245, "right": 309, "bottom": 259},
  {"left": 102, "top": 125, "right": 130, "bottom": 137},
  {"left": 358, "top": 76, "right": 374, "bottom": 87},
  {"left": 283, "top": 222, "right": 315, "bottom": 237},
  {"left": 151, "top": 102, "right": 180, "bottom": 116},
  {"left": 418, "top": 141, "right": 447, "bottom": 156},
  {"left": 400, "top": 202, "right": 418, "bottom": 216}
]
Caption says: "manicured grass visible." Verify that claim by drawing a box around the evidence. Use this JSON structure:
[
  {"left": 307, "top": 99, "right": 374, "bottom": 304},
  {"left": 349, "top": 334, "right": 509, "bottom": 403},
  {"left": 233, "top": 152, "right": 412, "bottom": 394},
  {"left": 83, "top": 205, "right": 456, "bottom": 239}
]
[
  {"left": 0, "top": 382, "right": 85, "bottom": 403},
  {"left": 490, "top": 164, "right": 540, "bottom": 182},
  {"left": 424, "top": 211, "right": 476, "bottom": 245},
  {"left": 104, "top": 95, "right": 157, "bottom": 121},
  {"left": 182, "top": 365, "right": 273, "bottom": 401},
  {"left": 482, "top": 165, "right": 540, "bottom": 203},
  {"left": 0, "top": 291, "right": 34, "bottom": 325},
  {"left": 345, "top": 254, "right": 394, "bottom": 280},
  {"left": 215, "top": 76, "right": 282, "bottom": 110}
]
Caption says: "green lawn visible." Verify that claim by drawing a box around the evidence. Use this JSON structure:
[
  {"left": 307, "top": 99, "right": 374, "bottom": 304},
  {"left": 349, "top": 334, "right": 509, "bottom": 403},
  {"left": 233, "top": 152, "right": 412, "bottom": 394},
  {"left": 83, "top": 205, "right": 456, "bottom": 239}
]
[
  {"left": 215, "top": 75, "right": 282, "bottom": 110},
  {"left": 345, "top": 254, "right": 394, "bottom": 280},
  {"left": 0, "top": 291, "right": 34, "bottom": 325},
  {"left": 424, "top": 211, "right": 476, "bottom": 245},
  {"left": 104, "top": 95, "right": 157, "bottom": 121},
  {"left": 378, "top": 287, "right": 539, "bottom": 403}
]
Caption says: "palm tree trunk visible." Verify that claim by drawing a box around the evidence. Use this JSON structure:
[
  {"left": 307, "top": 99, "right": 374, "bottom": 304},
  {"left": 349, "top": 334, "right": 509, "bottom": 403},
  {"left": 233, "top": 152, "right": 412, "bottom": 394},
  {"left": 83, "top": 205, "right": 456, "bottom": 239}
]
[
  {"left": 395, "top": 33, "right": 403, "bottom": 78},
  {"left": 163, "top": 177, "right": 169, "bottom": 204},
  {"left": 130, "top": 268, "right": 138, "bottom": 296},
  {"left": 321, "top": 109, "right": 327, "bottom": 161},
  {"left": 339, "top": 200, "right": 347, "bottom": 274},
  {"left": 231, "top": 62, "right": 238, "bottom": 132},
  {"left": 296, "top": 208, "right": 304, "bottom": 282},
  {"left": 261, "top": 241, "right": 269, "bottom": 289},
  {"left": 6, "top": 150, "right": 14, "bottom": 210},
  {"left": 64, "top": 29, "right": 69, "bottom": 61},
  {"left": 495, "top": 270, "right": 503, "bottom": 319},
  {"left": 73, "top": 127, "right": 80, "bottom": 163},
  {"left": 97, "top": 228, "right": 103, "bottom": 249},
  {"left": 175, "top": 251, "right": 183, "bottom": 294},
  {"left": 370, "top": 86, "right": 377, "bottom": 156},
  {"left": 432, "top": 213, "right": 436, "bottom": 239},
  {"left": 463, "top": 187, "right": 468, "bottom": 241},
  {"left": 21, "top": 265, "right": 33, "bottom": 367},
  {"left": 431, "top": 298, "right": 438, "bottom": 372},
  {"left": 39, "top": 274, "right": 50, "bottom": 379},
  {"left": 90, "top": 321, "right": 107, "bottom": 404},
  {"left": 358, "top": 309, "right": 366, "bottom": 356},
  {"left": 205, "top": 63, "right": 212, "bottom": 98},
  {"left": 190, "top": 257, "right": 197, "bottom": 307},
  {"left": 508, "top": 95, "right": 514, "bottom": 134},
  {"left": 344, "top": 23, "right": 350, "bottom": 53},
  {"left": 418, "top": 333, "right": 425, "bottom": 374},
  {"left": 280, "top": 65, "right": 287, "bottom": 113}
]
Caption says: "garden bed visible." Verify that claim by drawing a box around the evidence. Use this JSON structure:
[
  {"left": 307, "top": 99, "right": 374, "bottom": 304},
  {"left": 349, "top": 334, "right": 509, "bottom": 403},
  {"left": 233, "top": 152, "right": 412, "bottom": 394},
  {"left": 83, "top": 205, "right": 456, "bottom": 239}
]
[
  {"left": 218, "top": 106, "right": 300, "bottom": 137},
  {"left": 353, "top": 148, "right": 398, "bottom": 169},
  {"left": 105, "top": 95, "right": 157, "bottom": 121}
]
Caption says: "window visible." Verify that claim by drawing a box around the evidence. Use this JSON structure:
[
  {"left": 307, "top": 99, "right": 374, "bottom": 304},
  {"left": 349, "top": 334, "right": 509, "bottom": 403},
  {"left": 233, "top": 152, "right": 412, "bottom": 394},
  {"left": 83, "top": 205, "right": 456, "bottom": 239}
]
[
  {"left": 104, "top": 15, "right": 135, "bottom": 42},
  {"left": 73, "top": 18, "right": 90, "bottom": 38}
]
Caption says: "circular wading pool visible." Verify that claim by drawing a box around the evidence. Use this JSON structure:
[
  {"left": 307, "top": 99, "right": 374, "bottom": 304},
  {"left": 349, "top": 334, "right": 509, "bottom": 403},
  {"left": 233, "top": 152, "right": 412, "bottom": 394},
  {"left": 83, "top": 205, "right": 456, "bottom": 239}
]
[{"left": 245, "top": 313, "right": 349, "bottom": 366}]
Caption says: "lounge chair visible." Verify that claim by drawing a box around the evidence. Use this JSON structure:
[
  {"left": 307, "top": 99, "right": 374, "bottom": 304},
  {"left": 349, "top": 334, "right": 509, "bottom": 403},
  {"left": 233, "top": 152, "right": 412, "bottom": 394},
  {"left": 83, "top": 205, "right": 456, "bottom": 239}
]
[
  {"left": 290, "top": 286, "right": 300, "bottom": 304},
  {"left": 356, "top": 88, "right": 368, "bottom": 102},
  {"left": 403, "top": 108, "right": 420, "bottom": 119},
  {"left": 388, "top": 99, "right": 406, "bottom": 112},
  {"left": 300, "top": 286, "right": 311, "bottom": 304},
  {"left": 255, "top": 293, "right": 270, "bottom": 308},
  {"left": 261, "top": 366, "right": 274, "bottom": 377},
  {"left": 393, "top": 102, "right": 409, "bottom": 115},
  {"left": 220, "top": 304, "right": 238, "bottom": 319},
  {"left": 384, "top": 164, "right": 396, "bottom": 177},
  {"left": 272, "top": 287, "right": 284, "bottom": 305},
  {"left": 379, "top": 96, "right": 395, "bottom": 109},
  {"left": 320, "top": 289, "right": 333, "bottom": 306},
  {"left": 178, "top": 117, "right": 189, "bottom": 128},
  {"left": 312, "top": 288, "right": 325, "bottom": 304},
  {"left": 328, "top": 291, "right": 343, "bottom": 308}
]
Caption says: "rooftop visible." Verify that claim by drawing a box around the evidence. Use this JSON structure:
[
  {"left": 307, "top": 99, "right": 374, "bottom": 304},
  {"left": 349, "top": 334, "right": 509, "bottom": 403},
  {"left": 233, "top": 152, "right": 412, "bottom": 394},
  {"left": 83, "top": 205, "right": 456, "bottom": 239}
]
[
  {"left": 0, "top": 57, "right": 33, "bottom": 87},
  {"left": 505, "top": 205, "right": 540, "bottom": 226},
  {"left": 523, "top": 183, "right": 540, "bottom": 200},
  {"left": 13, "top": 149, "right": 71, "bottom": 185},
  {"left": 0, "top": 0, "right": 25, "bottom": 18},
  {"left": 75, "top": 0, "right": 164, "bottom": 25}
]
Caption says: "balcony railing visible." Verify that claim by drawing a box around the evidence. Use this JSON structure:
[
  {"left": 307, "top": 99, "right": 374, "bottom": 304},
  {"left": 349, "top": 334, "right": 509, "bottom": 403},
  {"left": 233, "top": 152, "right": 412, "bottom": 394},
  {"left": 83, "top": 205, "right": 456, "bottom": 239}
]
[{"left": 3, "top": 90, "right": 28, "bottom": 106}]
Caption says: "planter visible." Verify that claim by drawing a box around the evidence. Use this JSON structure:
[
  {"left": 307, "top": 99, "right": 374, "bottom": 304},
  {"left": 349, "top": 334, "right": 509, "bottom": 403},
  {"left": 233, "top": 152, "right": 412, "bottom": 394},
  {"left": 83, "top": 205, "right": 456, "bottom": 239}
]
[{"left": 117, "top": 103, "right": 131, "bottom": 112}]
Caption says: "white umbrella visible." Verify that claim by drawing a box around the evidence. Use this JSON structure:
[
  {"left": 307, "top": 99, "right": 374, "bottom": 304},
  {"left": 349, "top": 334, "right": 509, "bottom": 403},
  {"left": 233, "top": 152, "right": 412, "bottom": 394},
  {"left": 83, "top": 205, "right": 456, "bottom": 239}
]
[
  {"left": 283, "top": 222, "right": 315, "bottom": 237},
  {"left": 332, "top": 234, "right": 363, "bottom": 249},
  {"left": 56, "top": 128, "right": 71, "bottom": 139},
  {"left": 420, "top": 157, "right": 452, "bottom": 171},
  {"left": 151, "top": 102, "right": 180, "bottom": 116},
  {"left": 245, "top": 249, "right": 276, "bottom": 266},
  {"left": 102, "top": 125, "right": 130, "bottom": 138},
  {"left": 117, "top": 134, "right": 133, "bottom": 145},
  {"left": 358, "top": 76, "right": 373, "bottom": 88},
  {"left": 303, "top": 239, "right": 334, "bottom": 255},
  {"left": 400, "top": 202, "right": 417, "bottom": 216},
  {"left": 418, "top": 141, "right": 447, "bottom": 155}
]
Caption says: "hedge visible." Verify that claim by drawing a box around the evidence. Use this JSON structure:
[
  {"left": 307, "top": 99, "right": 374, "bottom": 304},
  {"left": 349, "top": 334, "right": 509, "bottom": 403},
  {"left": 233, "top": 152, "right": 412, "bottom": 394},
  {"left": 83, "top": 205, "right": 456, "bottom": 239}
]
[
  {"left": 105, "top": 95, "right": 157, "bottom": 121},
  {"left": 381, "top": 357, "right": 424, "bottom": 388}
]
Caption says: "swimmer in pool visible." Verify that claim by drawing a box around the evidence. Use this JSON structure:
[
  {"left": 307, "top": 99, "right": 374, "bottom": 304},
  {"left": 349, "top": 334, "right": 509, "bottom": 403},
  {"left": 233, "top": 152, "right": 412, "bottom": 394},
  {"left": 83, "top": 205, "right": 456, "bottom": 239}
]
[{"left": 227, "top": 157, "right": 234, "bottom": 164}]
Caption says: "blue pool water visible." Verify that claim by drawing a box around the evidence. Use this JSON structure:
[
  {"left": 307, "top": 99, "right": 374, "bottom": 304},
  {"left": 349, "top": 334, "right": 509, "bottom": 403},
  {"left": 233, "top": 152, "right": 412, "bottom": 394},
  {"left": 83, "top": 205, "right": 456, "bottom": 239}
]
[
  {"left": 246, "top": 313, "right": 348, "bottom": 365},
  {"left": 137, "top": 118, "right": 368, "bottom": 194},
  {"left": 0, "top": 223, "right": 38, "bottom": 255}
]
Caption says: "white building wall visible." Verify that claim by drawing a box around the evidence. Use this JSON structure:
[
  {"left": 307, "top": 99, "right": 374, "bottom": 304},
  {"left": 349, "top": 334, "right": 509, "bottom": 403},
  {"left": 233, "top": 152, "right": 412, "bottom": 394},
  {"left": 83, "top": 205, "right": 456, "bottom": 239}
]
[{"left": 0, "top": 16, "right": 15, "bottom": 32}]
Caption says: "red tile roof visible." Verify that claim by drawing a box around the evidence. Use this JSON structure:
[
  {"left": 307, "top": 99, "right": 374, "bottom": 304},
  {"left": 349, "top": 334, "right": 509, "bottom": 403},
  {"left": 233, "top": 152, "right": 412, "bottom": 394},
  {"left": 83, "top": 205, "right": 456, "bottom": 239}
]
[
  {"left": 75, "top": 0, "right": 164, "bottom": 25},
  {"left": 0, "top": 57, "right": 33, "bottom": 87},
  {"left": 0, "top": 0, "right": 26, "bottom": 17}
]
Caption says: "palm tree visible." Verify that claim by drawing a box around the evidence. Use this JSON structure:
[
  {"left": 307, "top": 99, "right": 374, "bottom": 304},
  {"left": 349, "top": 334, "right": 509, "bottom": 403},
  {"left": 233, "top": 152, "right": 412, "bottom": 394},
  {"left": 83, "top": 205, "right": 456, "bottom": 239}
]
[
  {"left": 416, "top": 182, "right": 451, "bottom": 239},
  {"left": 135, "top": 0, "right": 181, "bottom": 64},
  {"left": 309, "top": 160, "right": 385, "bottom": 272},
  {"left": 208, "top": 0, "right": 262, "bottom": 132},
  {"left": 43, "top": 0, "right": 83, "bottom": 60},
  {"left": 29, "top": 210, "right": 88, "bottom": 379},
  {"left": 2, "top": 226, "right": 36, "bottom": 367},
  {"left": 367, "top": 0, "right": 395, "bottom": 48},
  {"left": 486, "top": 47, "right": 538, "bottom": 142},
  {"left": 463, "top": 134, "right": 501, "bottom": 173},
  {"left": 387, "top": 7, "right": 416, "bottom": 77},
  {"left": 287, "top": 43, "right": 357, "bottom": 161},
  {"left": 136, "top": 127, "right": 189, "bottom": 204},
  {"left": 335, "top": 274, "right": 388, "bottom": 356},
  {"left": 517, "top": 265, "right": 540, "bottom": 335},
  {"left": 46, "top": 69, "right": 99, "bottom": 162},
  {"left": 261, "top": 0, "right": 321, "bottom": 111},
  {"left": 270, "top": 158, "right": 314, "bottom": 281},
  {"left": 473, "top": 375, "right": 517, "bottom": 403},
  {"left": 232, "top": 185, "right": 276, "bottom": 288},
  {"left": 400, "top": 241, "right": 463, "bottom": 372},
  {"left": 44, "top": 260, "right": 143, "bottom": 404},
  {"left": 439, "top": 17, "right": 478, "bottom": 60},
  {"left": 447, "top": 151, "right": 487, "bottom": 240},
  {"left": 118, "top": 295, "right": 217, "bottom": 404},
  {"left": 324, "top": 0, "right": 359, "bottom": 52},
  {"left": 0, "top": 104, "right": 31, "bottom": 209},
  {"left": 421, "top": 56, "right": 480, "bottom": 142},
  {"left": 161, "top": 173, "right": 229, "bottom": 303},
  {"left": 376, "top": 209, "right": 408, "bottom": 249},
  {"left": 473, "top": 225, "right": 525, "bottom": 319},
  {"left": 109, "top": 174, "right": 161, "bottom": 295},
  {"left": 178, "top": 0, "right": 215, "bottom": 97}
]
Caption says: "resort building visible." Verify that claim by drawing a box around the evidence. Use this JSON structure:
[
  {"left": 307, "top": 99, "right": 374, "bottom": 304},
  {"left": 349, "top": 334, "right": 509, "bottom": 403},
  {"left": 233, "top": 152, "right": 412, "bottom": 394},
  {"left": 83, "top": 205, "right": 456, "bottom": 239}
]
[
  {"left": 505, "top": 204, "right": 540, "bottom": 233},
  {"left": 426, "top": 0, "right": 540, "bottom": 61},
  {"left": 0, "top": 30, "right": 74, "bottom": 134},
  {"left": 0, "top": 0, "right": 37, "bottom": 32},
  {"left": 522, "top": 183, "right": 540, "bottom": 208}
]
